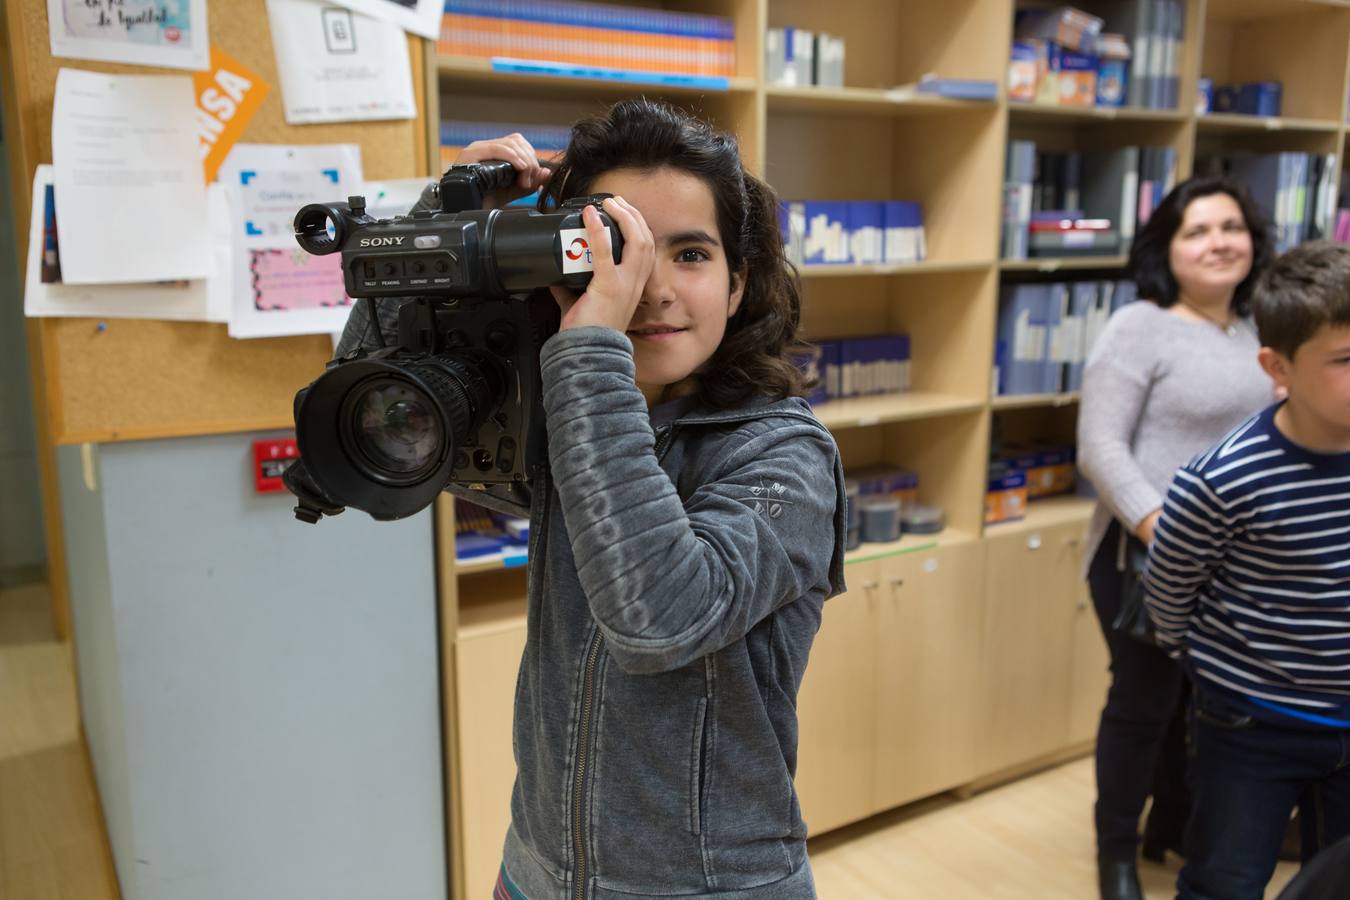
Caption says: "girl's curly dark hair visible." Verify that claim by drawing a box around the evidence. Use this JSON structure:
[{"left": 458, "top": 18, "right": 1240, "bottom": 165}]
[{"left": 540, "top": 98, "right": 808, "bottom": 409}]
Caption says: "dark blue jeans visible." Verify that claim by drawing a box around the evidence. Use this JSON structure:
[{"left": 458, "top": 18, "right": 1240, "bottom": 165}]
[{"left": 1178, "top": 687, "right": 1350, "bottom": 900}]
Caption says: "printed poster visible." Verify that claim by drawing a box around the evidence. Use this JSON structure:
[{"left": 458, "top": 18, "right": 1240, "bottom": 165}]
[
  {"left": 319, "top": 0, "right": 441, "bottom": 40},
  {"left": 217, "top": 143, "right": 364, "bottom": 338},
  {"left": 25, "top": 165, "right": 232, "bottom": 322},
  {"left": 47, "top": 0, "right": 210, "bottom": 71},
  {"left": 265, "top": 0, "right": 416, "bottom": 125}
]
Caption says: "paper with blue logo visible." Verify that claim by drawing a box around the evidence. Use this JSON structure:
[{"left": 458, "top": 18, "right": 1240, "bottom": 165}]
[
  {"left": 47, "top": 0, "right": 209, "bottom": 70},
  {"left": 217, "top": 143, "right": 364, "bottom": 338}
]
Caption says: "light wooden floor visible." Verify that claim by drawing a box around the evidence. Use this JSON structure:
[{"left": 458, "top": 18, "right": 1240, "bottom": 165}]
[{"left": 0, "top": 583, "right": 1297, "bottom": 900}]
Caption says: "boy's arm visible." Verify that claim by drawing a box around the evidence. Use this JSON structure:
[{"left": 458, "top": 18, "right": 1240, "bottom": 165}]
[
  {"left": 1144, "top": 464, "right": 1231, "bottom": 653},
  {"left": 541, "top": 327, "right": 844, "bottom": 676}
]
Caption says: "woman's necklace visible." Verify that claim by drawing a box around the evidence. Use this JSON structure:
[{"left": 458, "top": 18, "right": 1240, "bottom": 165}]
[{"left": 1180, "top": 300, "right": 1239, "bottom": 337}]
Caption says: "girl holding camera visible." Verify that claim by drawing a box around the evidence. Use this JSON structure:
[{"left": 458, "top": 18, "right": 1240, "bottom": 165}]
[{"left": 443, "top": 100, "right": 845, "bottom": 899}]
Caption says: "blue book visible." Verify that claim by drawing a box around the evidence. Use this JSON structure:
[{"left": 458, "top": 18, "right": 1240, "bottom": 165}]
[
  {"left": 1109, "top": 279, "right": 1138, "bottom": 313},
  {"left": 817, "top": 340, "right": 842, "bottom": 399},
  {"left": 1067, "top": 281, "right": 1098, "bottom": 391},
  {"left": 997, "top": 284, "right": 1051, "bottom": 395},
  {"left": 1043, "top": 282, "right": 1070, "bottom": 394},
  {"left": 848, "top": 201, "right": 884, "bottom": 265},
  {"left": 802, "top": 201, "right": 850, "bottom": 265},
  {"left": 489, "top": 59, "right": 729, "bottom": 90},
  {"left": 447, "top": 0, "right": 735, "bottom": 39},
  {"left": 916, "top": 79, "right": 998, "bottom": 101}
]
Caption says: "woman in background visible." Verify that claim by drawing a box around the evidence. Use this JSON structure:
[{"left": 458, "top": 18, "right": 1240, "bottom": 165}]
[{"left": 1077, "top": 176, "right": 1276, "bottom": 900}]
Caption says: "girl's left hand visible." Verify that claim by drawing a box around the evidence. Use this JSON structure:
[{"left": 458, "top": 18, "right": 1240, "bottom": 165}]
[{"left": 550, "top": 196, "right": 655, "bottom": 333}]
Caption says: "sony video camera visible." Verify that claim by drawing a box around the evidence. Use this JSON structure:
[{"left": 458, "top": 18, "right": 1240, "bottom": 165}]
[{"left": 282, "top": 160, "right": 622, "bottom": 523}]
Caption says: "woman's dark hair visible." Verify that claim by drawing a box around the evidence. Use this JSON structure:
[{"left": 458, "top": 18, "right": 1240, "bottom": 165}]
[
  {"left": 1127, "top": 175, "right": 1273, "bottom": 316},
  {"left": 539, "top": 98, "right": 807, "bottom": 409}
]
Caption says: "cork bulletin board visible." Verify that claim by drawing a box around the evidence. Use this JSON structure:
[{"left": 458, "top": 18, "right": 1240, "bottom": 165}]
[{"left": 5, "top": 0, "right": 431, "bottom": 443}]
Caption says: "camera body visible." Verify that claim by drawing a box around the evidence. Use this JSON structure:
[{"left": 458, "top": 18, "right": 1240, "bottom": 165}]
[{"left": 285, "top": 161, "right": 622, "bottom": 523}]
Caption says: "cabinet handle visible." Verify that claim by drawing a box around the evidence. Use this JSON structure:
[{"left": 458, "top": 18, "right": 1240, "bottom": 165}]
[
  {"left": 1066, "top": 536, "right": 1082, "bottom": 548},
  {"left": 862, "top": 580, "right": 880, "bottom": 591},
  {"left": 889, "top": 577, "right": 905, "bottom": 589}
]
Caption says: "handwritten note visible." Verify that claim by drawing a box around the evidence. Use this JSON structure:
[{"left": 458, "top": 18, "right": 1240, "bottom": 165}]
[{"left": 47, "top": 0, "right": 210, "bottom": 70}]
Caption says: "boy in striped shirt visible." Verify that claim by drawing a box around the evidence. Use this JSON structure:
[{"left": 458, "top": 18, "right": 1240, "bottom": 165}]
[{"left": 1144, "top": 240, "right": 1350, "bottom": 900}]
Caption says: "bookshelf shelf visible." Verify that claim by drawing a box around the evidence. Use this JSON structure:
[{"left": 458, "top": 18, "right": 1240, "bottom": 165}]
[
  {"left": 843, "top": 527, "right": 980, "bottom": 565},
  {"left": 998, "top": 256, "right": 1129, "bottom": 272},
  {"left": 986, "top": 495, "right": 1096, "bottom": 534},
  {"left": 1207, "top": 0, "right": 1350, "bottom": 23},
  {"left": 1197, "top": 113, "right": 1342, "bottom": 134},
  {"left": 990, "top": 392, "right": 1081, "bottom": 411},
  {"left": 766, "top": 85, "right": 999, "bottom": 119},
  {"left": 798, "top": 260, "right": 993, "bottom": 277},
  {"left": 810, "top": 392, "right": 985, "bottom": 431},
  {"left": 455, "top": 552, "right": 528, "bottom": 576},
  {"left": 1008, "top": 103, "right": 1189, "bottom": 125}
]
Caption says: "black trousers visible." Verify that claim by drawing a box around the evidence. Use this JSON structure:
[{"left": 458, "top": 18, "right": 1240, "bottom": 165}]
[{"left": 1087, "top": 520, "right": 1191, "bottom": 861}]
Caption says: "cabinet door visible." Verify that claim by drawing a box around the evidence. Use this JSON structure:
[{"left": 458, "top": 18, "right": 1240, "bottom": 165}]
[
  {"left": 1066, "top": 522, "right": 1111, "bottom": 745},
  {"left": 795, "top": 559, "right": 880, "bottom": 835},
  {"left": 976, "top": 522, "right": 1078, "bottom": 776},
  {"left": 455, "top": 623, "right": 527, "bottom": 898},
  {"left": 872, "top": 541, "right": 980, "bottom": 810}
]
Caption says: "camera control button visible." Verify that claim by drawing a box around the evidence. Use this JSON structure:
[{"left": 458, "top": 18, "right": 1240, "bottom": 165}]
[{"left": 414, "top": 235, "right": 442, "bottom": 249}]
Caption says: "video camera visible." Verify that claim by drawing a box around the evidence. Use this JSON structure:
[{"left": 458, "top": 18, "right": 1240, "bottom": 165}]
[{"left": 282, "top": 160, "right": 622, "bottom": 524}]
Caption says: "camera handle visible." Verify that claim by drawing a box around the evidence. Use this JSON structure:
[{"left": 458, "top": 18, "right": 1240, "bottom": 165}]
[{"left": 438, "top": 160, "right": 518, "bottom": 214}]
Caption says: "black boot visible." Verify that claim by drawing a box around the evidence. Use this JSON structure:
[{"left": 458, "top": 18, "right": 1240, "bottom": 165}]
[
  {"left": 1140, "top": 828, "right": 1185, "bottom": 864},
  {"left": 1098, "top": 858, "right": 1145, "bottom": 900}
]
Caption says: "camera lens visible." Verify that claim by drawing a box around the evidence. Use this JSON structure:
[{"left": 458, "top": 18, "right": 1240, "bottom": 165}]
[
  {"left": 294, "top": 354, "right": 504, "bottom": 519},
  {"left": 348, "top": 380, "right": 444, "bottom": 481}
]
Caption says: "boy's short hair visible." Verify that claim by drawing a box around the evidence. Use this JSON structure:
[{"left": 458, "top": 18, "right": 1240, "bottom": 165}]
[{"left": 1253, "top": 240, "right": 1350, "bottom": 359}]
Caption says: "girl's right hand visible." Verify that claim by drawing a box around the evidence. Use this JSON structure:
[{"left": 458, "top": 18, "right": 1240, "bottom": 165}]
[
  {"left": 550, "top": 196, "right": 656, "bottom": 334},
  {"left": 452, "top": 133, "right": 550, "bottom": 209}
]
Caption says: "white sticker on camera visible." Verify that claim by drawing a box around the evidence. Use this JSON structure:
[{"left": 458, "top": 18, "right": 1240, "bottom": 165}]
[{"left": 559, "top": 228, "right": 596, "bottom": 274}]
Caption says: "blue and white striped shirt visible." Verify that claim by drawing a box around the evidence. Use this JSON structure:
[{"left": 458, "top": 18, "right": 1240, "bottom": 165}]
[{"left": 1144, "top": 403, "right": 1350, "bottom": 723}]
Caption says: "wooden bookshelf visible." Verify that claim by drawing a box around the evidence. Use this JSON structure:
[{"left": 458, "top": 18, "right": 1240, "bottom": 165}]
[
  {"left": 990, "top": 392, "right": 1081, "bottom": 410},
  {"left": 998, "top": 256, "right": 1128, "bottom": 271},
  {"left": 424, "top": 2, "right": 1350, "bottom": 893},
  {"left": 1008, "top": 103, "right": 1189, "bottom": 124},
  {"left": 766, "top": 85, "right": 1000, "bottom": 118},
  {"left": 811, "top": 392, "right": 985, "bottom": 430},
  {"left": 1197, "top": 112, "right": 1342, "bottom": 134},
  {"left": 797, "top": 260, "right": 993, "bottom": 277}
]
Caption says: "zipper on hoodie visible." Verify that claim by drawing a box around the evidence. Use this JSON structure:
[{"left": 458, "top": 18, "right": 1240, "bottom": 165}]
[
  {"left": 572, "top": 630, "right": 602, "bottom": 900},
  {"left": 570, "top": 423, "right": 679, "bottom": 899}
]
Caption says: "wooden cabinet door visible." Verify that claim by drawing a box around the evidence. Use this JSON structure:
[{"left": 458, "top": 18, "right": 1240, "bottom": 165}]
[
  {"left": 976, "top": 523, "right": 1078, "bottom": 776},
  {"left": 454, "top": 622, "right": 527, "bottom": 898},
  {"left": 872, "top": 542, "right": 980, "bottom": 810},
  {"left": 1065, "top": 522, "right": 1111, "bottom": 745},
  {"left": 795, "top": 559, "right": 881, "bottom": 835}
]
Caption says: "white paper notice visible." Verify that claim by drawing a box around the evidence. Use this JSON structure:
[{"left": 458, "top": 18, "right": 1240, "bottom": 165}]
[
  {"left": 217, "top": 143, "right": 364, "bottom": 338},
  {"left": 51, "top": 68, "right": 212, "bottom": 285},
  {"left": 318, "top": 0, "right": 441, "bottom": 39},
  {"left": 24, "top": 165, "right": 231, "bottom": 322},
  {"left": 266, "top": 0, "right": 416, "bottom": 125},
  {"left": 47, "top": 0, "right": 210, "bottom": 71}
]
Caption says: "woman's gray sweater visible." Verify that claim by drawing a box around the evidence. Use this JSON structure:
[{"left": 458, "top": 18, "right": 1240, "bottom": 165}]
[{"left": 1076, "top": 300, "right": 1275, "bottom": 575}]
